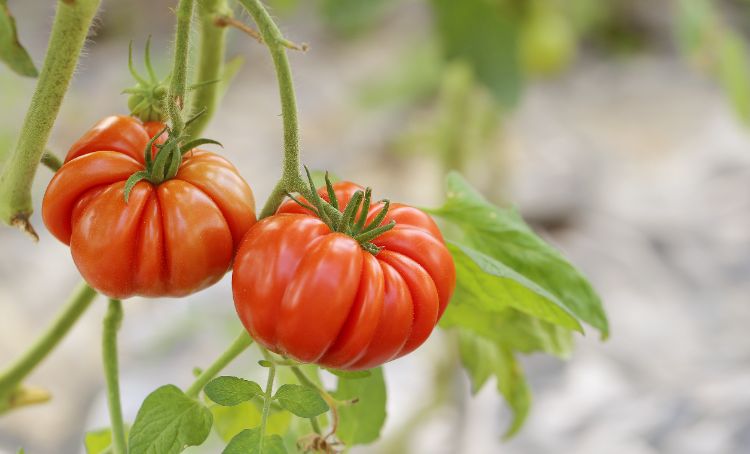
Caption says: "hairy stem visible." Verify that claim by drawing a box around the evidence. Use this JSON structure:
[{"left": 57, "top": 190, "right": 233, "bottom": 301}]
[
  {"left": 185, "top": 0, "right": 230, "bottom": 140},
  {"left": 0, "top": 282, "right": 97, "bottom": 411},
  {"left": 166, "top": 0, "right": 196, "bottom": 137},
  {"left": 0, "top": 0, "right": 101, "bottom": 239},
  {"left": 238, "top": 0, "right": 305, "bottom": 202},
  {"left": 259, "top": 347, "right": 277, "bottom": 451},
  {"left": 185, "top": 331, "right": 253, "bottom": 398},
  {"left": 102, "top": 299, "right": 126, "bottom": 454}
]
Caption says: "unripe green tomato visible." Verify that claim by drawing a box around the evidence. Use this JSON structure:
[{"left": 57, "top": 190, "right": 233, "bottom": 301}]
[{"left": 519, "top": 7, "right": 577, "bottom": 77}]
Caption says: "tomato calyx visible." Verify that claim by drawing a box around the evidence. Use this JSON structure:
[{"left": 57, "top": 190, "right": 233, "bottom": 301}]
[
  {"left": 123, "top": 38, "right": 169, "bottom": 123},
  {"left": 122, "top": 112, "right": 221, "bottom": 203},
  {"left": 286, "top": 168, "right": 396, "bottom": 255}
]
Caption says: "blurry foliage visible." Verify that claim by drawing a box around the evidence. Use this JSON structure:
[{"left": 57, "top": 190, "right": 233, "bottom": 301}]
[{"left": 0, "top": 0, "right": 37, "bottom": 77}]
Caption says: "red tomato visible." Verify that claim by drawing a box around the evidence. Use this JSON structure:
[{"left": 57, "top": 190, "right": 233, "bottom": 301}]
[
  {"left": 232, "top": 182, "right": 455, "bottom": 370},
  {"left": 42, "top": 115, "right": 256, "bottom": 299}
]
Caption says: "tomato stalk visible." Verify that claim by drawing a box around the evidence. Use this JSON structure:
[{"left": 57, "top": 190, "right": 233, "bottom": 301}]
[
  {"left": 259, "top": 347, "right": 277, "bottom": 451},
  {"left": 0, "top": 0, "right": 101, "bottom": 239},
  {"left": 184, "top": 0, "right": 231, "bottom": 140},
  {"left": 102, "top": 298, "right": 127, "bottom": 454},
  {"left": 0, "top": 282, "right": 97, "bottom": 413},
  {"left": 185, "top": 331, "right": 253, "bottom": 398},
  {"left": 238, "top": 0, "right": 307, "bottom": 218}
]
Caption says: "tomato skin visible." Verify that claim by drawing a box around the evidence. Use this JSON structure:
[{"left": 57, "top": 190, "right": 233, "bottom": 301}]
[
  {"left": 42, "top": 115, "right": 256, "bottom": 299},
  {"left": 233, "top": 182, "right": 456, "bottom": 370}
]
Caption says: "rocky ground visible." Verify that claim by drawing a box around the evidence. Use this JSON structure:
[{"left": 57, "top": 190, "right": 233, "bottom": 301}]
[{"left": 1, "top": 2, "right": 749, "bottom": 453}]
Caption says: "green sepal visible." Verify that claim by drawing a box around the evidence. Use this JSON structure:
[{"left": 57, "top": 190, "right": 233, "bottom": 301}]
[
  {"left": 337, "top": 190, "right": 364, "bottom": 233},
  {"left": 353, "top": 187, "right": 372, "bottom": 233},
  {"left": 123, "top": 171, "right": 150, "bottom": 203},
  {"left": 324, "top": 171, "right": 339, "bottom": 210},
  {"left": 180, "top": 138, "right": 223, "bottom": 154}
]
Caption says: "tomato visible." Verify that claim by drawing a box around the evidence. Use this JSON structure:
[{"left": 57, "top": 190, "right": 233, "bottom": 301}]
[
  {"left": 42, "top": 115, "right": 256, "bottom": 299},
  {"left": 232, "top": 181, "right": 455, "bottom": 370}
]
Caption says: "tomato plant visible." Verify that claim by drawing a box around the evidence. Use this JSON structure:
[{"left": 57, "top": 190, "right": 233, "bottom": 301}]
[
  {"left": 42, "top": 115, "right": 256, "bottom": 298},
  {"left": 0, "top": 0, "right": 613, "bottom": 453},
  {"left": 234, "top": 180, "right": 455, "bottom": 370}
]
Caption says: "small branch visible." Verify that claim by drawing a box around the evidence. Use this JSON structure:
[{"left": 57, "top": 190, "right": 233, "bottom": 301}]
[
  {"left": 185, "top": 0, "right": 230, "bottom": 140},
  {"left": 102, "top": 299, "right": 126, "bottom": 454},
  {"left": 215, "top": 15, "right": 308, "bottom": 51},
  {"left": 0, "top": 0, "right": 101, "bottom": 238},
  {"left": 0, "top": 282, "right": 97, "bottom": 413},
  {"left": 185, "top": 331, "right": 253, "bottom": 398},
  {"left": 40, "top": 151, "right": 62, "bottom": 172}
]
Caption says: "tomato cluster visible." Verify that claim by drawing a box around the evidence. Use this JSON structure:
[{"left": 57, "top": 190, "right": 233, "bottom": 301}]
[{"left": 43, "top": 117, "right": 455, "bottom": 369}]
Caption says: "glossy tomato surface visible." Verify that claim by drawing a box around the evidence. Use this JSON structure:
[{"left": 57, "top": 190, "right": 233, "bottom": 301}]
[
  {"left": 232, "top": 182, "right": 455, "bottom": 370},
  {"left": 43, "top": 115, "right": 256, "bottom": 299}
]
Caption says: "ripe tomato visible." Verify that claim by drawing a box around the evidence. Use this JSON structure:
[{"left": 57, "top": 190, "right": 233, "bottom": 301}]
[
  {"left": 42, "top": 115, "right": 256, "bottom": 299},
  {"left": 232, "top": 181, "right": 455, "bottom": 370}
]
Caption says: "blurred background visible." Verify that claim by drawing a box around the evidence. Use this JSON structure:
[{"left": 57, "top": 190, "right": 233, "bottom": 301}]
[{"left": 1, "top": 0, "right": 750, "bottom": 452}]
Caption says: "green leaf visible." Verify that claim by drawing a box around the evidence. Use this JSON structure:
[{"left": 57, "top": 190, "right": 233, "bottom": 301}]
[
  {"left": 211, "top": 400, "right": 291, "bottom": 442},
  {"left": 205, "top": 376, "right": 263, "bottom": 407},
  {"left": 429, "top": 172, "right": 609, "bottom": 338},
  {"left": 128, "top": 385, "right": 213, "bottom": 454},
  {"left": 0, "top": 0, "right": 37, "bottom": 77},
  {"left": 447, "top": 241, "right": 583, "bottom": 332},
  {"left": 319, "top": 0, "right": 394, "bottom": 37},
  {"left": 325, "top": 368, "right": 371, "bottom": 379},
  {"left": 85, "top": 426, "right": 131, "bottom": 454},
  {"left": 332, "top": 367, "right": 386, "bottom": 446},
  {"left": 717, "top": 31, "right": 750, "bottom": 124},
  {"left": 123, "top": 171, "right": 150, "bottom": 203},
  {"left": 457, "top": 329, "right": 531, "bottom": 439},
  {"left": 273, "top": 384, "right": 328, "bottom": 418},
  {"left": 222, "top": 428, "right": 287, "bottom": 454},
  {"left": 431, "top": 0, "right": 522, "bottom": 107}
]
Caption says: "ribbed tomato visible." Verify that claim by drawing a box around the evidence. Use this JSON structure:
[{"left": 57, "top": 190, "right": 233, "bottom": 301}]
[
  {"left": 232, "top": 181, "right": 455, "bottom": 370},
  {"left": 42, "top": 115, "right": 256, "bottom": 299}
]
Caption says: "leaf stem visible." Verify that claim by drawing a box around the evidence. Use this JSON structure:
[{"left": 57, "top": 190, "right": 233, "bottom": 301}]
[
  {"left": 259, "top": 347, "right": 277, "bottom": 452},
  {"left": 102, "top": 298, "right": 126, "bottom": 454},
  {"left": 166, "top": 0, "right": 196, "bottom": 138},
  {"left": 185, "top": 331, "right": 253, "bottom": 398},
  {"left": 0, "top": 0, "right": 101, "bottom": 239},
  {"left": 0, "top": 282, "right": 97, "bottom": 413},
  {"left": 238, "top": 0, "right": 306, "bottom": 213},
  {"left": 185, "top": 0, "right": 230, "bottom": 140}
]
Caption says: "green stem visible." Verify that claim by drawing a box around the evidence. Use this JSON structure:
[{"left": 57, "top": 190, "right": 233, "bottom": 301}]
[
  {"left": 259, "top": 347, "right": 277, "bottom": 451},
  {"left": 185, "top": 331, "right": 253, "bottom": 398},
  {"left": 238, "top": 0, "right": 305, "bottom": 200},
  {"left": 0, "top": 0, "right": 101, "bottom": 239},
  {"left": 102, "top": 299, "right": 126, "bottom": 454},
  {"left": 0, "top": 282, "right": 97, "bottom": 412},
  {"left": 167, "top": 0, "right": 196, "bottom": 138},
  {"left": 40, "top": 151, "right": 62, "bottom": 172},
  {"left": 185, "top": 0, "right": 230, "bottom": 140}
]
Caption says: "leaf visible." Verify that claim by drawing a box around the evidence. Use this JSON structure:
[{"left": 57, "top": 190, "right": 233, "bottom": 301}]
[
  {"left": 457, "top": 329, "right": 531, "bottom": 439},
  {"left": 211, "top": 400, "right": 291, "bottom": 442},
  {"left": 717, "top": 31, "right": 750, "bottom": 124},
  {"left": 128, "top": 385, "right": 213, "bottom": 454},
  {"left": 442, "top": 305, "right": 573, "bottom": 357},
  {"left": 431, "top": 0, "right": 522, "bottom": 107},
  {"left": 332, "top": 367, "right": 386, "bottom": 446},
  {"left": 273, "top": 384, "right": 328, "bottom": 418},
  {"left": 205, "top": 376, "right": 263, "bottom": 406},
  {"left": 447, "top": 241, "right": 583, "bottom": 332},
  {"left": 85, "top": 426, "right": 131, "bottom": 454},
  {"left": 222, "top": 428, "right": 287, "bottom": 454},
  {"left": 319, "top": 0, "right": 394, "bottom": 37},
  {"left": 0, "top": 0, "right": 37, "bottom": 77},
  {"left": 325, "top": 368, "right": 371, "bottom": 379},
  {"left": 429, "top": 172, "right": 609, "bottom": 338}
]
